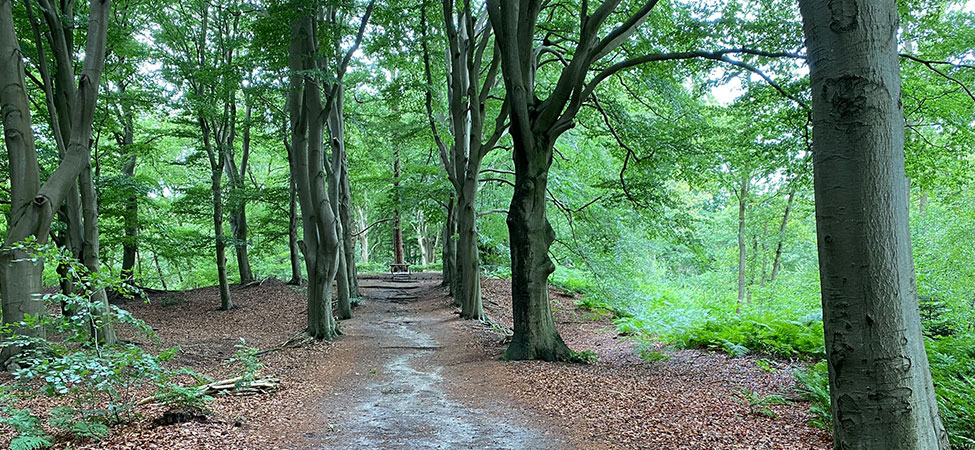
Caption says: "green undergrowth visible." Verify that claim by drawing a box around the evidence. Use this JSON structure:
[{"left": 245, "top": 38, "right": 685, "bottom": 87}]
[{"left": 559, "top": 263, "right": 975, "bottom": 445}]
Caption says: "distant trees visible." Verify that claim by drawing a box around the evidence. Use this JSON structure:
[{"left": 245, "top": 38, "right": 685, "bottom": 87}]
[{"left": 799, "top": 0, "right": 949, "bottom": 447}]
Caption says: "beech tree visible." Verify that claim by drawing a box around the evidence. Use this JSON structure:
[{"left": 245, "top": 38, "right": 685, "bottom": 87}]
[
  {"left": 799, "top": 0, "right": 950, "bottom": 447},
  {"left": 0, "top": 0, "right": 114, "bottom": 361},
  {"left": 288, "top": 0, "right": 373, "bottom": 338},
  {"left": 422, "top": 1, "right": 508, "bottom": 321}
]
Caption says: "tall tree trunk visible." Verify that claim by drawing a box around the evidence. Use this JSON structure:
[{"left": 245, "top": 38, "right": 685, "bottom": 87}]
[
  {"left": 328, "top": 91, "right": 352, "bottom": 320},
  {"left": 0, "top": 0, "right": 112, "bottom": 363},
  {"left": 800, "top": 0, "right": 949, "bottom": 447},
  {"left": 287, "top": 175, "right": 303, "bottom": 285},
  {"left": 769, "top": 185, "right": 795, "bottom": 283},
  {"left": 210, "top": 167, "right": 232, "bottom": 310},
  {"left": 120, "top": 153, "right": 138, "bottom": 285},
  {"left": 392, "top": 148, "right": 405, "bottom": 266},
  {"left": 79, "top": 161, "right": 117, "bottom": 344},
  {"left": 119, "top": 82, "right": 138, "bottom": 285},
  {"left": 504, "top": 133, "right": 571, "bottom": 361},
  {"left": 227, "top": 104, "right": 253, "bottom": 284},
  {"left": 456, "top": 175, "right": 484, "bottom": 320},
  {"left": 339, "top": 143, "right": 359, "bottom": 297},
  {"left": 736, "top": 174, "right": 749, "bottom": 313}
]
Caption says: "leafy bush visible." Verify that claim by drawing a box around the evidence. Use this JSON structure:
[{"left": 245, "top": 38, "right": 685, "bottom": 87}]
[{"left": 0, "top": 243, "right": 197, "bottom": 445}]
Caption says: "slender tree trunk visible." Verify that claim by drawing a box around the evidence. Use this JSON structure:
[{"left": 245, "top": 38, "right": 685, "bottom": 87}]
[
  {"left": 327, "top": 90, "right": 352, "bottom": 319},
  {"left": 152, "top": 250, "right": 167, "bottom": 290},
  {"left": 356, "top": 205, "right": 370, "bottom": 264},
  {"left": 769, "top": 185, "right": 795, "bottom": 282},
  {"left": 339, "top": 143, "right": 359, "bottom": 297},
  {"left": 227, "top": 104, "right": 253, "bottom": 285},
  {"left": 392, "top": 148, "right": 405, "bottom": 266},
  {"left": 120, "top": 153, "right": 138, "bottom": 285},
  {"left": 800, "top": 0, "right": 949, "bottom": 447},
  {"left": 736, "top": 174, "right": 749, "bottom": 313},
  {"left": 79, "top": 161, "right": 117, "bottom": 344},
  {"left": 211, "top": 167, "right": 233, "bottom": 310},
  {"left": 442, "top": 194, "right": 458, "bottom": 300},
  {"left": 287, "top": 175, "right": 303, "bottom": 285}
]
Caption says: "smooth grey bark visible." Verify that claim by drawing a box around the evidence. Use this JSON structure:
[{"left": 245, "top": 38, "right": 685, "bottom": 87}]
[
  {"left": 201, "top": 119, "right": 233, "bottom": 310},
  {"left": 356, "top": 204, "right": 370, "bottom": 264},
  {"left": 799, "top": 0, "right": 949, "bottom": 448},
  {"left": 0, "top": 0, "right": 113, "bottom": 362},
  {"left": 79, "top": 160, "right": 117, "bottom": 345},
  {"left": 327, "top": 90, "right": 352, "bottom": 320},
  {"left": 421, "top": 2, "right": 507, "bottom": 320},
  {"left": 226, "top": 103, "right": 254, "bottom": 285},
  {"left": 441, "top": 194, "right": 458, "bottom": 297},
  {"left": 287, "top": 174, "right": 303, "bottom": 285},
  {"left": 288, "top": 0, "right": 372, "bottom": 338},
  {"left": 289, "top": 13, "right": 339, "bottom": 339}
]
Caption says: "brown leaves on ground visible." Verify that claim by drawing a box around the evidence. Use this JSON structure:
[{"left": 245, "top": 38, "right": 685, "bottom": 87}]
[
  {"left": 0, "top": 281, "right": 340, "bottom": 450},
  {"left": 460, "top": 277, "right": 833, "bottom": 450},
  {"left": 1, "top": 276, "right": 832, "bottom": 449}
]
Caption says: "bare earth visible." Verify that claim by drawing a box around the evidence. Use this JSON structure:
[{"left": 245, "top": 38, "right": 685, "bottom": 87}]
[{"left": 0, "top": 274, "right": 832, "bottom": 449}]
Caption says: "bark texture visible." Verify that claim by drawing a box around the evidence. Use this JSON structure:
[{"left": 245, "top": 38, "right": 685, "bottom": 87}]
[
  {"left": 1, "top": 0, "right": 114, "bottom": 361},
  {"left": 486, "top": 0, "right": 661, "bottom": 360},
  {"left": 799, "top": 0, "right": 949, "bottom": 448},
  {"left": 421, "top": 1, "right": 507, "bottom": 320}
]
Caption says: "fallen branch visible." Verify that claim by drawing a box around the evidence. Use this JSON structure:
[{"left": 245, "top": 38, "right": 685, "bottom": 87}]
[
  {"left": 137, "top": 375, "right": 281, "bottom": 406},
  {"left": 242, "top": 277, "right": 273, "bottom": 288},
  {"left": 255, "top": 332, "right": 315, "bottom": 356}
]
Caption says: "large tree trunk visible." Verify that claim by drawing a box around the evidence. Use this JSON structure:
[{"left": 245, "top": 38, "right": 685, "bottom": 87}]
[
  {"left": 456, "top": 176, "right": 484, "bottom": 320},
  {"left": 0, "top": 0, "right": 112, "bottom": 363},
  {"left": 504, "top": 133, "right": 571, "bottom": 361},
  {"left": 289, "top": 10, "right": 347, "bottom": 340},
  {"left": 800, "top": 0, "right": 949, "bottom": 448}
]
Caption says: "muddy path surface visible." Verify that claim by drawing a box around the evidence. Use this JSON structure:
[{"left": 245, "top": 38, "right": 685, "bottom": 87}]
[{"left": 306, "top": 273, "right": 565, "bottom": 449}]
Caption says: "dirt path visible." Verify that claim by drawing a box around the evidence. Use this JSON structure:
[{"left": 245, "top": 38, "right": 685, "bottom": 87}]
[{"left": 306, "top": 274, "right": 564, "bottom": 449}]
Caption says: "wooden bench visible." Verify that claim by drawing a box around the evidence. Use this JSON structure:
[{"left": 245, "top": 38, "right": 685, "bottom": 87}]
[{"left": 389, "top": 263, "right": 411, "bottom": 274}]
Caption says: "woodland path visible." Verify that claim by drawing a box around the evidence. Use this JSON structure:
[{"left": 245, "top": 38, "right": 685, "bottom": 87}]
[{"left": 306, "top": 273, "right": 565, "bottom": 449}]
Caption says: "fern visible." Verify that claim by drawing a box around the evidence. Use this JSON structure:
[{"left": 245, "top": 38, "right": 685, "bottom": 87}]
[
  {"left": 794, "top": 362, "right": 832, "bottom": 430},
  {"left": 9, "top": 435, "right": 53, "bottom": 450}
]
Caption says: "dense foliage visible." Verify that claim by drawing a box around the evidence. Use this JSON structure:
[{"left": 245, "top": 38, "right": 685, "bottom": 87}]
[{"left": 0, "top": 0, "right": 972, "bottom": 446}]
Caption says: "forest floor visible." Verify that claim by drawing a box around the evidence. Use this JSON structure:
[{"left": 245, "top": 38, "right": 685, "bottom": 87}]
[{"left": 1, "top": 274, "right": 832, "bottom": 449}]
